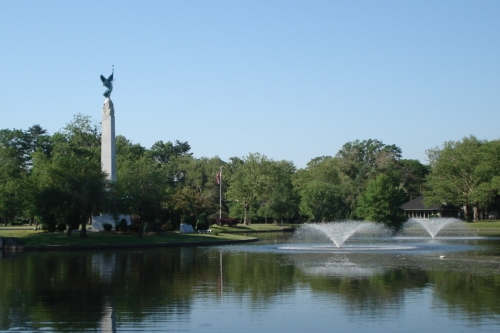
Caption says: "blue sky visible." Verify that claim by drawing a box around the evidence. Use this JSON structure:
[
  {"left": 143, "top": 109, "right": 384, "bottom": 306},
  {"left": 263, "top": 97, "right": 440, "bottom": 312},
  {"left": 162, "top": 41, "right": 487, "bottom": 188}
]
[{"left": 1, "top": 0, "right": 499, "bottom": 169}]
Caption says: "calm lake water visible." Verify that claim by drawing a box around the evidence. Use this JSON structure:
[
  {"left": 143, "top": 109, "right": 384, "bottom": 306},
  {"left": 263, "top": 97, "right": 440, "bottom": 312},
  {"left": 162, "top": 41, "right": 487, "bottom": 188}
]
[{"left": 1, "top": 231, "right": 500, "bottom": 332}]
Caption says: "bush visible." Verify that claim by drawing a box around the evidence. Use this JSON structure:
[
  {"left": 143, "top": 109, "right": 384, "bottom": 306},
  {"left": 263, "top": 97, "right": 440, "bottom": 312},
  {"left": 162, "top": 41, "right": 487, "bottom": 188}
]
[
  {"left": 215, "top": 218, "right": 239, "bottom": 226},
  {"left": 103, "top": 223, "right": 113, "bottom": 231},
  {"left": 56, "top": 223, "right": 67, "bottom": 232},
  {"left": 116, "top": 218, "right": 128, "bottom": 232},
  {"left": 196, "top": 214, "right": 209, "bottom": 230},
  {"left": 161, "top": 221, "right": 173, "bottom": 232},
  {"left": 129, "top": 223, "right": 143, "bottom": 233}
]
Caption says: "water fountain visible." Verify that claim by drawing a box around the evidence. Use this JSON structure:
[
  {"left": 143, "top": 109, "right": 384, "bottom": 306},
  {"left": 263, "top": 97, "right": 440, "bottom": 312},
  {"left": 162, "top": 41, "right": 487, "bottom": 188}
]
[
  {"left": 291, "top": 221, "right": 377, "bottom": 248},
  {"left": 280, "top": 220, "right": 415, "bottom": 252},
  {"left": 279, "top": 218, "right": 469, "bottom": 252},
  {"left": 404, "top": 217, "right": 462, "bottom": 238}
]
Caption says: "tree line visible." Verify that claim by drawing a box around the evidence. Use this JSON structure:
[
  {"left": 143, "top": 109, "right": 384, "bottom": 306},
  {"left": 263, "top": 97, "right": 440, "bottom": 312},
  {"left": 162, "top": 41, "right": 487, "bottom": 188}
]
[{"left": 1, "top": 114, "right": 498, "bottom": 233}]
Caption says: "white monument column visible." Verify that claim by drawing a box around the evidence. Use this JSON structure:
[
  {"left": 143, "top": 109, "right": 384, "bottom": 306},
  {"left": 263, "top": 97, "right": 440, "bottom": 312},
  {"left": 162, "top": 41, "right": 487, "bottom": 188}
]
[{"left": 101, "top": 97, "right": 116, "bottom": 182}]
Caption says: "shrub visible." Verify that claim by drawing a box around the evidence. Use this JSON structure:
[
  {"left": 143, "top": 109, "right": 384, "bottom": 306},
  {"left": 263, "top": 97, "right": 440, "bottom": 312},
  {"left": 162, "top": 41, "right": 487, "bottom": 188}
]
[
  {"left": 56, "top": 223, "right": 67, "bottom": 232},
  {"left": 11, "top": 220, "right": 24, "bottom": 226},
  {"left": 215, "top": 218, "right": 239, "bottom": 226},
  {"left": 161, "top": 221, "right": 173, "bottom": 232},
  {"left": 116, "top": 218, "right": 128, "bottom": 232},
  {"left": 103, "top": 223, "right": 113, "bottom": 231},
  {"left": 196, "top": 214, "right": 209, "bottom": 230},
  {"left": 129, "top": 223, "right": 143, "bottom": 233}
]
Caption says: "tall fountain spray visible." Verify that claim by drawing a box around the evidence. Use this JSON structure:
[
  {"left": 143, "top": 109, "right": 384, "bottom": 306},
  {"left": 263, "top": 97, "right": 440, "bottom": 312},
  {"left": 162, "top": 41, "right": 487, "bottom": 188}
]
[
  {"left": 406, "top": 218, "right": 461, "bottom": 238},
  {"left": 292, "top": 221, "right": 383, "bottom": 248},
  {"left": 282, "top": 218, "right": 468, "bottom": 253}
]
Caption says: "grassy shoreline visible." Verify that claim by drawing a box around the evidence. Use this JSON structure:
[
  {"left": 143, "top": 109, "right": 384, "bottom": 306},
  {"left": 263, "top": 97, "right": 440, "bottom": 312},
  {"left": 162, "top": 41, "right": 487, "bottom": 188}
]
[
  {"left": 1, "top": 221, "right": 499, "bottom": 250},
  {"left": 0, "top": 223, "right": 291, "bottom": 250}
]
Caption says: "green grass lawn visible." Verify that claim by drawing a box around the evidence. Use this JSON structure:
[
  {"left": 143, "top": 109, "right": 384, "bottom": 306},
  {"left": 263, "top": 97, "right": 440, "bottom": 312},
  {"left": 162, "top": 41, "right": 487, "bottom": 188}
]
[
  {"left": 0, "top": 225, "right": 257, "bottom": 248},
  {"left": 209, "top": 223, "right": 295, "bottom": 233},
  {"left": 467, "top": 220, "right": 500, "bottom": 229}
]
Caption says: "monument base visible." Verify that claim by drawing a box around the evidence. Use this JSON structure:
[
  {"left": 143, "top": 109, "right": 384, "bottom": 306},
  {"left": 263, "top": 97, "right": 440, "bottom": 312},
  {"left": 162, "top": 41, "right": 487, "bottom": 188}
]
[{"left": 91, "top": 214, "right": 131, "bottom": 231}]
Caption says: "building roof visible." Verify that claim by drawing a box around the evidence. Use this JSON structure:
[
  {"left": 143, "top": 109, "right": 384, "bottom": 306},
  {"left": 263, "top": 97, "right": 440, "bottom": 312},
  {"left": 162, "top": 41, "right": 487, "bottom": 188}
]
[{"left": 400, "top": 195, "right": 460, "bottom": 211}]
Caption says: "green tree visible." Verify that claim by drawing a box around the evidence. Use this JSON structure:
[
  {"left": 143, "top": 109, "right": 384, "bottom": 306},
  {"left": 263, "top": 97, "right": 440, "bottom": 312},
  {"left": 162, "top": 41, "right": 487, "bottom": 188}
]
[
  {"left": 396, "top": 159, "right": 430, "bottom": 201},
  {"left": 258, "top": 160, "right": 299, "bottom": 223},
  {"left": 148, "top": 140, "right": 192, "bottom": 165},
  {"left": 226, "top": 153, "right": 275, "bottom": 225},
  {"left": 116, "top": 156, "right": 167, "bottom": 234},
  {"left": 294, "top": 156, "right": 346, "bottom": 221},
  {"left": 28, "top": 116, "right": 106, "bottom": 235},
  {"left": 356, "top": 174, "right": 405, "bottom": 227},
  {"left": 163, "top": 156, "right": 223, "bottom": 228},
  {"left": 31, "top": 142, "right": 107, "bottom": 236},
  {"left": 0, "top": 126, "right": 51, "bottom": 225},
  {"left": 299, "top": 180, "right": 342, "bottom": 221},
  {"left": 116, "top": 135, "right": 146, "bottom": 161},
  {"left": 423, "top": 136, "right": 500, "bottom": 221},
  {"left": 335, "top": 139, "right": 402, "bottom": 217}
]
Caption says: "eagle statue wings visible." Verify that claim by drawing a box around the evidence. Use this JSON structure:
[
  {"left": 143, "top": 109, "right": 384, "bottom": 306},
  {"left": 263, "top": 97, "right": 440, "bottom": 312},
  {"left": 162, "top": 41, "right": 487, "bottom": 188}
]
[{"left": 100, "top": 68, "right": 114, "bottom": 98}]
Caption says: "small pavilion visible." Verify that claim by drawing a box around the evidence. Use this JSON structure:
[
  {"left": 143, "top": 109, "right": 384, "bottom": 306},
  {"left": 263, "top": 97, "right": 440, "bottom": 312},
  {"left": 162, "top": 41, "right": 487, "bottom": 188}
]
[{"left": 400, "top": 195, "right": 461, "bottom": 219}]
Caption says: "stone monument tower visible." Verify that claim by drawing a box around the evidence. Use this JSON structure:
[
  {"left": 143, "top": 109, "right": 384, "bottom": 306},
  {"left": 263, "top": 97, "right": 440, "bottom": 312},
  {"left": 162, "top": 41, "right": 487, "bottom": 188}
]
[{"left": 100, "top": 68, "right": 116, "bottom": 182}]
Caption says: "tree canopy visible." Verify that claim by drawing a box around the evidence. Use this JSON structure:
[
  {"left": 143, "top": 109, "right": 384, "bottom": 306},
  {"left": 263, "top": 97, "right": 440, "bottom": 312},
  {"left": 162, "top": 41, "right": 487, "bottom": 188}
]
[{"left": 3, "top": 115, "right": 500, "bottom": 231}]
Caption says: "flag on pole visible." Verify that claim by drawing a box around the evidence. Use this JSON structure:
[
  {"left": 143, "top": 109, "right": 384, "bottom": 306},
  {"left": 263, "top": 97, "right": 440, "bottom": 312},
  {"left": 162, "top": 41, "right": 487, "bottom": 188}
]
[{"left": 216, "top": 171, "right": 221, "bottom": 185}]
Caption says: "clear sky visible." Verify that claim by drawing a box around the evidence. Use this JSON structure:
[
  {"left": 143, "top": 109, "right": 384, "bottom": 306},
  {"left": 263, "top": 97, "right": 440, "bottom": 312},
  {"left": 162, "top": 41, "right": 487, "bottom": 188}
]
[{"left": 1, "top": 0, "right": 499, "bottom": 169}]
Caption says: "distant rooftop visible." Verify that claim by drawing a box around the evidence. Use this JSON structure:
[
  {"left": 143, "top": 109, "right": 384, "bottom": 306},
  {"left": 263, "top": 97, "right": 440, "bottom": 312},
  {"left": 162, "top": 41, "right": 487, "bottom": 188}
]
[{"left": 400, "top": 195, "right": 459, "bottom": 211}]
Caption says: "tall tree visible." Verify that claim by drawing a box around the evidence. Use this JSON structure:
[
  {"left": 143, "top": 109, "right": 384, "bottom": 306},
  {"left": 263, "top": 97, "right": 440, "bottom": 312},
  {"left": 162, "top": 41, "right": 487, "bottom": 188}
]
[
  {"left": 396, "top": 159, "right": 430, "bottom": 201},
  {"left": 163, "top": 156, "right": 224, "bottom": 227},
  {"left": 226, "top": 153, "right": 274, "bottom": 225},
  {"left": 116, "top": 135, "right": 146, "bottom": 161},
  {"left": 299, "top": 180, "right": 342, "bottom": 221},
  {"left": 148, "top": 140, "right": 192, "bottom": 165},
  {"left": 294, "top": 156, "right": 346, "bottom": 221},
  {"left": 258, "top": 160, "right": 299, "bottom": 223},
  {"left": 0, "top": 126, "right": 51, "bottom": 224},
  {"left": 28, "top": 116, "right": 106, "bottom": 235},
  {"left": 115, "top": 156, "right": 167, "bottom": 233},
  {"left": 31, "top": 142, "right": 107, "bottom": 236},
  {"left": 335, "top": 139, "right": 402, "bottom": 217},
  {"left": 356, "top": 174, "right": 405, "bottom": 227},
  {"left": 424, "top": 136, "right": 500, "bottom": 221}
]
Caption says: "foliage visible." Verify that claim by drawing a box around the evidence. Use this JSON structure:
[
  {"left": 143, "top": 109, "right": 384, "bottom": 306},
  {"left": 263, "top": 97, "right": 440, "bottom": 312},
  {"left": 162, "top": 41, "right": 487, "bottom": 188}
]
[
  {"left": 299, "top": 180, "right": 342, "bottom": 221},
  {"left": 356, "top": 174, "right": 406, "bottom": 227},
  {"left": 335, "top": 139, "right": 402, "bottom": 217},
  {"left": 294, "top": 157, "right": 346, "bottom": 221},
  {"left": 148, "top": 140, "right": 192, "bottom": 165},
  {"left": 0, "top": 126, "right": 51, "bottom": 225},
  {"left": 56, "top": 223, "right": 67, "bottom": 232},
  {"left": 23, "top": 115, "right": 108, "bottom": 236},
  {"left": 116, "top": 218, "right": 129, "bottom": 232},
  {"left": 395, "top": 159, "right": 430, "bottom": 201},
  {"left": 6, "top": 113, "right": 500, "bottom": 234},
  {"left": 225, "top": 153, "right": 299, "bottom": 225},
  {"left": 116, "top": 156, "right": 167, "bottom": 223},
  {"left": 424, "top": 136, "right": 500, "bottom": 221}
]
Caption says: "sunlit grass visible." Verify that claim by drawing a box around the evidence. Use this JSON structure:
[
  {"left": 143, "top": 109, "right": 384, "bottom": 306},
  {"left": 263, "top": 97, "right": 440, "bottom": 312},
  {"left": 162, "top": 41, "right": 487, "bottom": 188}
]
[
  {"left": 465, "top": 220, "right": 500, "bottom": 236},
  {"left": 468, "top": 220, "right": 500, "bottom": 229},
  {"left": 0, "top": 225, "right": 256, "bottom": 247},
  {"left": 210, "top": 223, "right": 295, "bottom": 233}
]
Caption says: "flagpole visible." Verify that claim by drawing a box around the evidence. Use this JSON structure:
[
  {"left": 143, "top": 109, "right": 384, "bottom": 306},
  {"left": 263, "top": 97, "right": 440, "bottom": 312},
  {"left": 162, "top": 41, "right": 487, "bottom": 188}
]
[{"left": 219, "top": 167, "right": 222, "bottom": 219}]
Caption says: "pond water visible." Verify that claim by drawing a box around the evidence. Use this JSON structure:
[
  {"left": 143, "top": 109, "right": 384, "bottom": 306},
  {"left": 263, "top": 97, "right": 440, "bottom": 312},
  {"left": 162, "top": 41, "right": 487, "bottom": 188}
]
[{"left": 1, "top": 230, "right": 500, "bottom": 332}]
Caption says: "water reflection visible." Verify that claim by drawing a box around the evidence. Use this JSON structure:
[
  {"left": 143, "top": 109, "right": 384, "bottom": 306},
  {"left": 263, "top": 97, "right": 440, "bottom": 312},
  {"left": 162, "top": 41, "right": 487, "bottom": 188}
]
[{"left": 1, "top": 234, "right": 500, "bottom": 332}]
